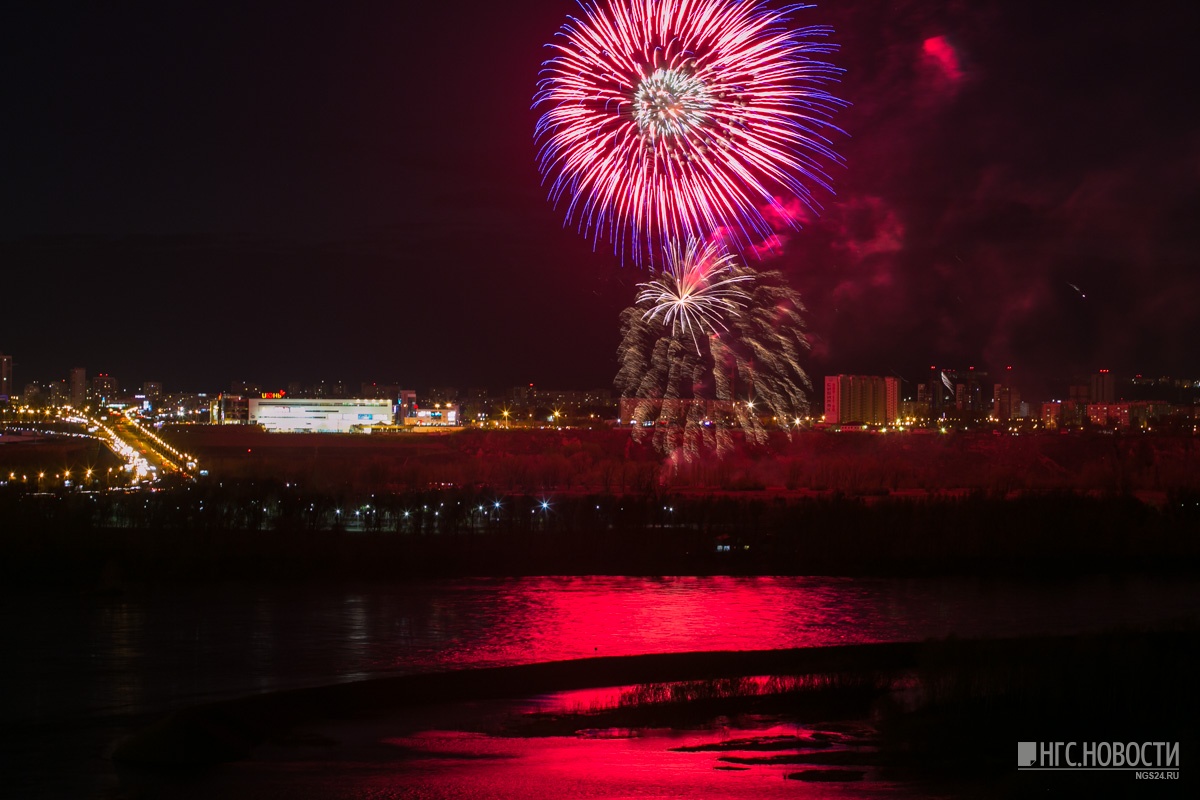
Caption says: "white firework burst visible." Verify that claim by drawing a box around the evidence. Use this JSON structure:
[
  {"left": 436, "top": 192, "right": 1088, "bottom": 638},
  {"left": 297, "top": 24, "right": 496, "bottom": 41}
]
[
  {"left": 617, "top": 246, "right": 811, "bottom": 458},
  {"left": 636, "top": 239, "right": 752, "bottom": 352}
]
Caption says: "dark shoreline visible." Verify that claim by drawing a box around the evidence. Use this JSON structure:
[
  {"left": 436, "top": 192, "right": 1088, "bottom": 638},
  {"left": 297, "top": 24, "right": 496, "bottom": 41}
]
[
  {"left": 112, "top": 628, "right": 1200, "bottom": 789},
  {"left": 5, "top": 489, "right": 1200, "bottom": 587},
  {"left": 111, "top": 641, "right": 922, "bottom": 765}
]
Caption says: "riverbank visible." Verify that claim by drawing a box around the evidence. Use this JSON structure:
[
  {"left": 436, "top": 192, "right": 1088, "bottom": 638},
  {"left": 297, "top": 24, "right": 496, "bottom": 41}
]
[
  {"left": 113, "top": 629, "right": 1199, "bottom": 795},
  {"left": 10, "top": 575, "right": 1199, "bottom": 798}
]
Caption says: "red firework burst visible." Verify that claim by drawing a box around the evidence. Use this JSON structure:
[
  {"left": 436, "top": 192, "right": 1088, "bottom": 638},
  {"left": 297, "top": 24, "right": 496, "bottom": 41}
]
[{"left": 534, "top": 0, "right": 845, "bottom": 265}]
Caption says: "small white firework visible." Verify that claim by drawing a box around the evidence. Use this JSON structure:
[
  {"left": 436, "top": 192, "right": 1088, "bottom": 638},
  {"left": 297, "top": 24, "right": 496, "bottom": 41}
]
[{"left": 636, "top": 238, "right": 752, "bottom": 352}]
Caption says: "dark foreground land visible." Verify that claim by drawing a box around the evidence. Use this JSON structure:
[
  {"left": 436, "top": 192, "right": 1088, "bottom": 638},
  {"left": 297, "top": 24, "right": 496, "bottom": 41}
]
[
  {"left": 164, "top": 425, "right": 1200, "bottom": 496},
  {"left": 4, "top": 425, "right": 1199, "bottom": 581},
  {"left": 2, "top": 429, "right": 1200, "bottom": 585},
  {"left": 5, "top": 488, "right": 1200, "bottom": 585},
  {"left": 113, "top": 629, "right": 1199, "bottom": 796}
]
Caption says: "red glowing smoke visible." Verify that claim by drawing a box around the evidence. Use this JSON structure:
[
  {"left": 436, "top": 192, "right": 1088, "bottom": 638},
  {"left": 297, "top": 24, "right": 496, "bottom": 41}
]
[{"left": 922, "top": 35, "right": 963, "bottom": 83}]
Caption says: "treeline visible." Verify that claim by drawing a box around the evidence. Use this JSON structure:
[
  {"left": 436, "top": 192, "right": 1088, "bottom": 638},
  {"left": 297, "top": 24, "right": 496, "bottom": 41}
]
[
  {"left": 166, "top": 427, "right": 1200, "bottom": 495},
  {"left": 3, "top": 483, "right": 1200, "bottom": 586}
]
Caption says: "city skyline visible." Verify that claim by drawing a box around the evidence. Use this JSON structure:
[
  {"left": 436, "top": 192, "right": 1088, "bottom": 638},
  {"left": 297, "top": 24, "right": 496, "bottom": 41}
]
[{"left": 7, "top": 350, "right": 1197, "bottom": 416}]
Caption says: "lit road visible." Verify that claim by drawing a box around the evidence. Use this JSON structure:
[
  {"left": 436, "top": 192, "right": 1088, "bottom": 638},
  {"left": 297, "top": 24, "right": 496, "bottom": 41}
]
[
  {"left": 0, "top": 405, "right": 198, "bottom": 487},
  {"left": 102, "top": 409, "right": 198, "bottom": 480}
]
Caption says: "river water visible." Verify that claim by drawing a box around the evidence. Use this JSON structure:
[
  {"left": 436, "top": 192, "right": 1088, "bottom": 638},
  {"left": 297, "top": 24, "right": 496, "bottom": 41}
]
[{"left": 4, "top": 574, "right": 1198, "bottom": 797}]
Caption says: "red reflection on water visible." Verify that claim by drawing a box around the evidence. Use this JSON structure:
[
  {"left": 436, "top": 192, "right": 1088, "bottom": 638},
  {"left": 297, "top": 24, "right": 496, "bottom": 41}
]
[
  {"left": 532, "top": 676, "right": 833, "bottom": 717},
  {"left": 345, "top": 723, "right": 897, "bottom": 800},
  {"left": 428, "top": 576, "right": 875, "bottom": 670}
]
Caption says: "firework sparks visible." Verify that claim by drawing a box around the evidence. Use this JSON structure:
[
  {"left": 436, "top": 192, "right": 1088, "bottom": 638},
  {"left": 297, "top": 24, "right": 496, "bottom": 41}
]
[
  {"left": 637, "top": 238, "right": 752, "bottom": 352},
  {"left": 617, "top": 247, "right": 811, "bottom": 457},
  {"left": 534, "top": 0, "right": 845, "bottom": 265}
]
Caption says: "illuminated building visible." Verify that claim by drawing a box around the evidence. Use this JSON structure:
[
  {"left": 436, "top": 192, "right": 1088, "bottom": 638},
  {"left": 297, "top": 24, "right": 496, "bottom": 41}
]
[
  {"left": 823, "top": 375, "right": 899, "bottom": 425},
  {"left": 1088, "top": 403, "right": 1129, "bottom": 428},
  {"left": 398, "top": 390, "right": 417, "bottom": 419},
  {"left": 249, "top": 398, "right": 394, "bottom": 433},
  {"left": 50, "top": 380, "right": 70, "bottom": 406},
  {"left": 993, "top": 365, "right": 1020, "bottom": 420},
  {"left": 92, "top": 374, "right": 119, "bottom": 405},
  {"left": 1087, "top": 401, "right": 1174, "bottom": 429},
  {"left": 210, "top": 394, "right": 249, "bottom": 424},
  {"left": 167, "top": 392, "right": 212, "bottom": 418},
  {"left": 22, "top": 382, "right": 44, "bottom": 407},
  {"left": 1041, "top": 401, "right": 1062, "bottom": 428},
  {"left": 509, "top": 384, "right": 537, "bottom": 408},
  {"left": 403, "top": 403, "right": 460, "bottom": 427}
]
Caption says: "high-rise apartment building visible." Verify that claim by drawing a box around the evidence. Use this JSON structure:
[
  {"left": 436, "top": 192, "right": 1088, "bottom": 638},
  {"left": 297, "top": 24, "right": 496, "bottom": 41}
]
[
  {"left": 70, "top": 367, "right": 88, "bottom": 407},
  {"left": 50, "top": 380, "right": 70, "bottom": 406},
  {"left": 926, "top": 366, "right": 957, "bottom": 416},
  {"left": 824, "top": 375, "right": 900, "bottom": 425},
  {"left": 1090, "top": 369, "right": 1115, "bottom": 404},
  {"left": 22, "top": 382, "right": 44, "bottom": 406},
  {"left": 92, "top": 373, "right": 119, "bottom": 404},
  {"left": 1041, "top": 401, "right": 1063, "bottom": 427},
  {"left": 959, "top": 366, "right": 989, "bottom": 417},
  {"left": 993, "top": 365, "right": 1020, "bottom": 420}
]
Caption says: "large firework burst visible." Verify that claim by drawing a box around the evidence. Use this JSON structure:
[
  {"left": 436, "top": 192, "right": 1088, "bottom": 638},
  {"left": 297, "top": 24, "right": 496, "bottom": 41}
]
[
  {"left": 534, "top": 0, "right": 844, "bottom": 265},
  {"left": 616, "top": 240, "right": 810, "bottom": 457}
]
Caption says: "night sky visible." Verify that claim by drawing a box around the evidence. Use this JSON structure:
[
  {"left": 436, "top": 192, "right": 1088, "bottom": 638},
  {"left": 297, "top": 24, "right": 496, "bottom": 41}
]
[{"left": 4, "top": 0, "right": 1198, "bottom": 398}]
